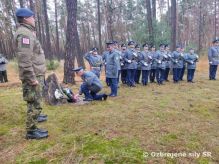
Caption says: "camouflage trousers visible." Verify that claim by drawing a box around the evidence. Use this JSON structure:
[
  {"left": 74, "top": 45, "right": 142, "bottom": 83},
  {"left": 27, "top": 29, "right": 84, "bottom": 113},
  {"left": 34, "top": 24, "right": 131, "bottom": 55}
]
[{"left": 22, "top": 76, "right": 45, "bottom": 132}]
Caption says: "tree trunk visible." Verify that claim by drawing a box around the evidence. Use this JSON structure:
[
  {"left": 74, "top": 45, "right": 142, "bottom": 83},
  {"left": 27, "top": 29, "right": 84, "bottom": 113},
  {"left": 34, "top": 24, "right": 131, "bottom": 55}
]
[
  {"left": 152, "top": 0, "right": 156, "bottom": 20},
  {"left": 29, "top": 0, "right": 35, "bottom": 13},
  {"left": 97, "top": 0, "right": 103, "bottom": 52},
  {"left": 171, "top": 0, "right": 177, "bottom": 50},
  {"left": 42, "top": 0, "right": 53, "bottom": 59},
  {"left": 214, "top": 0, "right": 218, "bottom": 38},
  {"left": 19, "top": 0, "right": 25, "bottom": 7},
  {"left": 63, "top": 0, "right": 78, "bottom": 84},
  {"left": 145, "top": 0, "right": 154, "bottom": 43},
  {"left": 54, "top": 0, "right": 60, "bottom": 59},
  {"left": 198, "top": 1, "right": 203, "bottom": 52}
]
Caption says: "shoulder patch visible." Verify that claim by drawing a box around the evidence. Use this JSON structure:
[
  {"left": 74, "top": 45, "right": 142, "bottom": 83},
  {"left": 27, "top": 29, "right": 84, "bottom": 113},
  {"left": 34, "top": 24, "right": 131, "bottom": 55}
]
[{"left": 21, "top": 37, "right": 30, "bottom": 48}]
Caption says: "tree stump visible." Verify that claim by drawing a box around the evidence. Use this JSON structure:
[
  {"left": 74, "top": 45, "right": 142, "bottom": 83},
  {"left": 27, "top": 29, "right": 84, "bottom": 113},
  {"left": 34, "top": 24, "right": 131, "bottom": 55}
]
[{"left": 43, "top": 73, "right": 68, "bottom": 105}]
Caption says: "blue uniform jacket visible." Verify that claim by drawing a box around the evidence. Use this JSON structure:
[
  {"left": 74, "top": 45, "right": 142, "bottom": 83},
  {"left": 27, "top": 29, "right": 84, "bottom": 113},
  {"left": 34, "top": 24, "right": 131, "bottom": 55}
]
[
  {"left": 165, "top": 51, "right": 172, "bottom": 69},
  {"left": 150, "top": 51, "right": 158, "bottom": 69},
  {"left": 105, "top": 50, "right": 120, "bottom": 78},
  {"left": 208, "top": 46, "right": 219, "bottom": 65},
  {"left": 156, "top": 50, "right": 166, "bottom": 70},
  {"left": 81, "top": 71, "right": 103, "bottom": 92},
  {"left": 124, "top": 49, "right": 138, "bottom": 69},
  {"left": 140, "top": 51, "right": 152, "bottom": 70},
  {"left": 185, "top": 53, "right": 199, "bottom": 69},
  {"left": 171, "top": 51, "right": 184, "bottom": 69}
]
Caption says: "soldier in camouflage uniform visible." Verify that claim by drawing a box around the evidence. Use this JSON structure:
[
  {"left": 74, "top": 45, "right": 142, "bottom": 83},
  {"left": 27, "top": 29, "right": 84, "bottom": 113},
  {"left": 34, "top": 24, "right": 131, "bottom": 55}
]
[{"left": 15, "top": 8, "right": 48, "bottom": 139}]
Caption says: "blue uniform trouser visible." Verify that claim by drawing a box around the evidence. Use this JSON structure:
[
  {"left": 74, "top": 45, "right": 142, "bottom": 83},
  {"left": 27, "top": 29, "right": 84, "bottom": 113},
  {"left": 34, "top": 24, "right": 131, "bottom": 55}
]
[
  {"left": 108, "top": 78, "right": 118, "bottom": 96},
  {"left": 121, "top": 69, "right": 127, "bottom": 84},
  {"left": 150, "top": 69, "right": 156, "bottom": 82},
  {"left": 156, "top": 68, "right": 165, "bottom": 84},
  {"left": 187, "top": 69, "right": 195, "bottom": 82},
  {"left": 135, "top": 70, "right": 141, "bottom": 83},
  {"left": 164, "top": 68, "right": 170, "bottom": 81},
  {"left": 209, "top": 65, "right": 218, "bottom": 80},
  {"left": 80, "top": 83, "right": 104, "bottom": 100},
  {"left": 173, "top": 68, "right": 182, "bottom": 82},
  {"left": 142, "top": 70, "right": 150, "bottom": 85},
  {"left": 117, "top": 70, "right": 121, "bottom": 83},
  {"left": 180, "top": 66, "right": 185, "bottom": 80},
  {"left": 127, "top": 69, "right": 136, "bottom": 86}
]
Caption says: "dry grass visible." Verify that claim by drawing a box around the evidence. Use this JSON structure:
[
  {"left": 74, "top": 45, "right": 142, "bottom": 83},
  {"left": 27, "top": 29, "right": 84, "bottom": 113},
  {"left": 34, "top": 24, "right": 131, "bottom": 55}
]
[{"left": 0, "top": 56, "right": 219, "bottom": 163}]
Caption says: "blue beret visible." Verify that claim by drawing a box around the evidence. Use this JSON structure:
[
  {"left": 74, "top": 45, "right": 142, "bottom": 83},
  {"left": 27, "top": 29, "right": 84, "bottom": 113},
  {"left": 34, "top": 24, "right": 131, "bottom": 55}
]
[
  {"left": 16, "top": 8, "right": 34, "bottom": 17},
  {"left": 72, "top": 67, "right": 83, "bottom": 72},
  {"left": 128, "top": 41, "right": 135, "bottom": 46}
]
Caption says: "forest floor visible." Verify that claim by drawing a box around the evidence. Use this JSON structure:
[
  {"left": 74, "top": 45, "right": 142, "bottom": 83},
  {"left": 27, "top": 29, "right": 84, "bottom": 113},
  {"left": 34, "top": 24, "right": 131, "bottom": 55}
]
[{"left": 0, "top": 56, "right": 218, "bottom": 163}]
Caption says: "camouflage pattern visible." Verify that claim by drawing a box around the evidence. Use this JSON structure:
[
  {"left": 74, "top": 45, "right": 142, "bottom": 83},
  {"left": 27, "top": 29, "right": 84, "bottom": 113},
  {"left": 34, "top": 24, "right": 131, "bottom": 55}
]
[
  {"left": 15, "top": 23, "right": 46, "bottom": 132},
  {"left": 22, "top": 76, "right": 45, "bottom": 131}
]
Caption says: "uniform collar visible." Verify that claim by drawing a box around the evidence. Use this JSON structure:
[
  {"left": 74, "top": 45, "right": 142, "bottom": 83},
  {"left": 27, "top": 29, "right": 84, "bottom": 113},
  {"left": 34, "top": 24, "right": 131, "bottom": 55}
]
[{"left": 20, "top": 23, "right": 35, "bottom": 31}]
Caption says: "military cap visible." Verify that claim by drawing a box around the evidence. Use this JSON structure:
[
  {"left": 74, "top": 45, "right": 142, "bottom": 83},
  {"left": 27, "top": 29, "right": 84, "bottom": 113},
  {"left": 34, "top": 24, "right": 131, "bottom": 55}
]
[
  {"left": 159, "top": 43, "right": 165, "bottom": 47},
  {"left": 113, "top": 41, "right": 118, "bottom": 45},
  {"left": 176, "top": 44, "right": 181, "bottom": 48},
  {"left": 72, "top": 67, "right": 84, "bottom": 72},
  {"left": 142, "top": 43, "right": 149, "bottom": 47},
  {"left": 121, "top": 43, "right": 126, "bottom": 47},
  {"left": 16, "top": 8, "right": 34, "bottom": 17},
  {"left": 128, "top": 41, "right": 135, "bottom": 46},
  {"left": 150, "top": 44, "right": 155, "bottom": 48},
  {"left": 165, "top": 44, "right": 169, "bottom": 48},
  {"left": 212, "top": 38, "right": 219, "bottom": 43},
  {"left": 106, "top": 41, "right": 114, "bottom": 45},
  {"left": 135, "top": 44, "right": 140, "bottom": 48},
  {"left": 92, "top": 47, "right": 98, "bottom": 52}
]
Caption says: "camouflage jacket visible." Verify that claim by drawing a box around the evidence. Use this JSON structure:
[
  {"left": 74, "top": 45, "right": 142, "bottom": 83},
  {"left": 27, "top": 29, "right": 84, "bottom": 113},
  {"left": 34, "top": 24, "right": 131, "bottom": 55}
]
[{"left": 14, "top": 23, "right": 46, "bottom": 83}]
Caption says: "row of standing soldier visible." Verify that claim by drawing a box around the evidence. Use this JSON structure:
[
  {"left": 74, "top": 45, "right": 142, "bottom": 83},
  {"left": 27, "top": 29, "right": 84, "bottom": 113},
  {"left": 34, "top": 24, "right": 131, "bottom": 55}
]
[{"left": 84, "top": 41, "right": 200, "bottom": 97}]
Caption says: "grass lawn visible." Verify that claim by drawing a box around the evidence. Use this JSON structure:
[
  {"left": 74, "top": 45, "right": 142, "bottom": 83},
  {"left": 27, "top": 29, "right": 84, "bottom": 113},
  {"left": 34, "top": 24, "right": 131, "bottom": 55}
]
[{"left": 0, "top": 59, "right": 218, "bottom": 163}]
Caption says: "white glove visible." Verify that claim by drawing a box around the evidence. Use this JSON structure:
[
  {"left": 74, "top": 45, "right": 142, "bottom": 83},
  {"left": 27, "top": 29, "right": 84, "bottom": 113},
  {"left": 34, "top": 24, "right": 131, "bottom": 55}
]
[
  {"left": 127, "top": 60, "right": 131, "bottom": 63},
  {"left": 143, "top": 62, "right": 148, "bottom": 66},
  {"left": 133, "top": 52, "right": 137, "bottom": 57},
  {"left": 191, "top": 61, "right": 194, "bottom": 64},
  {"left": 209, "top": 61, "right": 213, "bottom": 64},
  {"left": 158, "top": 60, "right": 161, "bottom": 64},
  {"left": 121, "top": 63, "right": 124, "bottom": 66},
  {"left": 196, "top": 55, "right": 199, "bottom": 59},
  {"left": 164, "top": 55, "right": 168, "bottom": 58},
  {"left": 148, "top": 56, "right": 152, "bottom": 59},
  {"left": 175, "top": 60, "right": 178, "bottom": 63}
]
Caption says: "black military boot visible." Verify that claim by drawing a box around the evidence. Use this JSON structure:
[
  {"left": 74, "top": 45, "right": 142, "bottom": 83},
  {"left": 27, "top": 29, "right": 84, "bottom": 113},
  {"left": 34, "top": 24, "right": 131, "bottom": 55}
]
[
  {"left": 103, "top": 94, "right": 108, "bottom": 101},
  {"left": 37, "top": 115, "right": 47, "bottom": 123},
  {"left": 26, "top": 129, "right": 48, "bottom": 140},
  {"left": 39, "top": 114, "right": 47, "bottom": 118},
  {"left": 36, "top": 128, "right": 48, "bottom": 133}
]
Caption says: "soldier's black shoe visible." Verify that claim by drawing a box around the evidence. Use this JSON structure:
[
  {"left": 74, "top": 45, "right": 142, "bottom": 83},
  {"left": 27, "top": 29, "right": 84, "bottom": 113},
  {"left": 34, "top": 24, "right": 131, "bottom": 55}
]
[
  {"left": 36, "top": 128, "right": 48, "bottom": 133},
  {"left": 103, "top": 94, "right": 108, "bottom": 101},
  {"left": 39, "top": 114, "right": 47, "bottom": 118},
  {"left": 26, "top": 130, "right": 48, "bottom": 140},
  {"left": 83, "top": 98, "right": 93, "bottom": 101},
  {"left": 37, "top": 116, "right": 47, "bottom": 123}
]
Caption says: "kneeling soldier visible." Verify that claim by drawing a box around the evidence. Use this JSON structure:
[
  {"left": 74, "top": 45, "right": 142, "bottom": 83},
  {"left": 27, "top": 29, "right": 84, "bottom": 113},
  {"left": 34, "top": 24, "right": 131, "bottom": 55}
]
[{"left": 73, "top": 67, "right": 108, "bottom": 101}]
